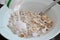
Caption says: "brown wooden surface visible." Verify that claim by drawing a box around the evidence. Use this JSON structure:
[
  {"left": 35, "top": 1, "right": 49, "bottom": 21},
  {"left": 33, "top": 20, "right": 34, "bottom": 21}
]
[
  {"left": 55, "top": 33, "right": 60, "bottom": 40},
  {"left": 0, "top": 4, "right": 3, "bottom": 8}
]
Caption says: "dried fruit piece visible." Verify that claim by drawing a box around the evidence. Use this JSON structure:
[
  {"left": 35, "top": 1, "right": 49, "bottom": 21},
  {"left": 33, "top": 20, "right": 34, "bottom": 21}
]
[{"left": 46, "top": 29, "right": 48, "bottom": 31}]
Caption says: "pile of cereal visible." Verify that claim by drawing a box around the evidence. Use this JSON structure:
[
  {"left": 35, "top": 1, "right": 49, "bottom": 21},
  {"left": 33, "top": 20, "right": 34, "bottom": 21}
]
[{"left": 8, "top": 10, "right": 54, "bottom": 38}]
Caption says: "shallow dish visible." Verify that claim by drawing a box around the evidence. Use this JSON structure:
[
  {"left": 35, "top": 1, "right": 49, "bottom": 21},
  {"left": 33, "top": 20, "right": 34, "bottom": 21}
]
[{"left": 0, "top": 0, "right": 60, "bottom": 40}]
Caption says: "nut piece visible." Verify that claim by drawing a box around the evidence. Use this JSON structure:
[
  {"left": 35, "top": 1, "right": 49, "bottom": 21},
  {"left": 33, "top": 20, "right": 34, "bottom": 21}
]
[
  {"left": 20, "top": 33, "right": 25, "bottom": 38},
  {"left": 41, "top": 15, "right": 48, "bottom": 21},
  {"left": 32, "top": 27, "right": 37, "bottom": 32},
  {"left": 45, "top": 20, "right": 53, "bottom": 28},
  {"left": 40, "top": 23, "right": 45, "bottom": 29}
]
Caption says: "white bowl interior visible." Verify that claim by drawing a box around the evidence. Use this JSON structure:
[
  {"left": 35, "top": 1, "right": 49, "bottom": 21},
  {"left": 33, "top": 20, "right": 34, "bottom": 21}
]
[{"left": 17, "top": 2, "right": 58, "bottom": 39}]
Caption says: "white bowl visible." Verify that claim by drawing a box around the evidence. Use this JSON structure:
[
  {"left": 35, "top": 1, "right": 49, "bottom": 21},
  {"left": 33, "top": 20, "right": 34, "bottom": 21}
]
[{"left": 0, "top": 0, "right": 60, "bottom": 40}]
